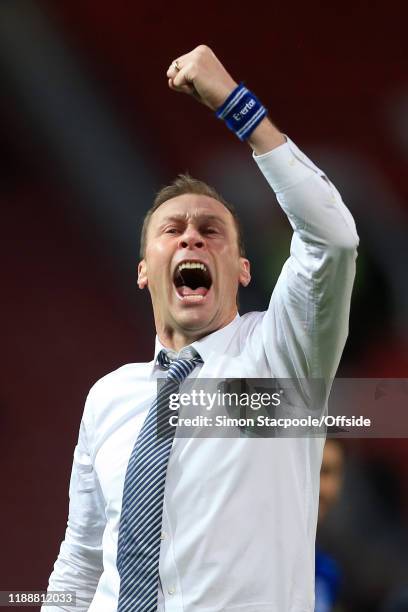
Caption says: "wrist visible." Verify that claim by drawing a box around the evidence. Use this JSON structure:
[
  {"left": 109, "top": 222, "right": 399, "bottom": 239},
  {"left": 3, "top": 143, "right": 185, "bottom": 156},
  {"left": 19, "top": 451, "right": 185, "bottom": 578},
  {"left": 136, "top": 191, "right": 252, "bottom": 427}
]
[
  {"left": 212, "top": 78, "right": 239, "bottom": 110},
  {"left": 215, "top": 82, "right": 268, "bottom": 141},
  {"left": 248, "top": 118, "right": 286, "bottom": 155}
]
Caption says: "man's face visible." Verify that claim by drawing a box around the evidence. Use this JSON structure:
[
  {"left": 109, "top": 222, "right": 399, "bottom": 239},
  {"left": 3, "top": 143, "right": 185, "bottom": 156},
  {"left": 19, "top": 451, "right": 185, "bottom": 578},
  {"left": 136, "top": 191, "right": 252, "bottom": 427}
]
[
  {"left": 138, "top": 194, "right": 250, "bottom": 342},
  {"left": 318, "top": 440, "right": 344, "bottom": 522}
]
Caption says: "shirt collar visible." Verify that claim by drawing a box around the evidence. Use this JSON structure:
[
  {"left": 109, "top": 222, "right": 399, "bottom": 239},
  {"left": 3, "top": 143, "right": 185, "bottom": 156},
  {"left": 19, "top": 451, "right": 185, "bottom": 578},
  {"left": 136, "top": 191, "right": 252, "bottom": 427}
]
[{"left": 150, "top": 313, "right": 241, "bottom": 374}]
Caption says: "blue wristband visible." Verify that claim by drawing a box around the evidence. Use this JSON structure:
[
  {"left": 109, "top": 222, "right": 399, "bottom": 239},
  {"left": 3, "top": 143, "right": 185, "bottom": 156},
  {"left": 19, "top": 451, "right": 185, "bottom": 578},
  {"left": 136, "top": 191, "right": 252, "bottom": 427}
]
[{"left": 216, "top": 83, "right": 267, "bottom": 141}]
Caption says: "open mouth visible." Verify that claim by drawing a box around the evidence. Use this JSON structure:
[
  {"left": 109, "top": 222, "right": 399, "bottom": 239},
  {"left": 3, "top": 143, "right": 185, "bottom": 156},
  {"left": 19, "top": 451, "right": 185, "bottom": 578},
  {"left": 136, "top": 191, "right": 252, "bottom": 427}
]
[{"left": 173, "top": 261, "right": 212, "bottom": 301}]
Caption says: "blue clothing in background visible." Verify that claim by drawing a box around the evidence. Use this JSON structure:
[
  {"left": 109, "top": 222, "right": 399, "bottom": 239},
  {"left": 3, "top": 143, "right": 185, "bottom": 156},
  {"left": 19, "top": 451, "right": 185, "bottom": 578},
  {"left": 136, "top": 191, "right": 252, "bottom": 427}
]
[{"left": 315, "top": 549, "right": 341, "bottom": 612}]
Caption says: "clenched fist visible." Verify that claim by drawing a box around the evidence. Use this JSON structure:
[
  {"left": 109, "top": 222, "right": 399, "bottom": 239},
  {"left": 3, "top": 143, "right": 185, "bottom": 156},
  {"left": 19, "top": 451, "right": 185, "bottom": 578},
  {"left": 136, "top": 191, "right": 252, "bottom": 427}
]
[{"left": 166, "top": 45, "right": 238, "bottom": 111}]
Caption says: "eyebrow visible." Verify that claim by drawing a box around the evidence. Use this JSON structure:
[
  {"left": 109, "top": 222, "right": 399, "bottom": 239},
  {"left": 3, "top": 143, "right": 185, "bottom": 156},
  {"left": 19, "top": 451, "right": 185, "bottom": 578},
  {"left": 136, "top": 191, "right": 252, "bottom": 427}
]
[{"left": 158, "top": 214, "right": 227, "bottom": 226}]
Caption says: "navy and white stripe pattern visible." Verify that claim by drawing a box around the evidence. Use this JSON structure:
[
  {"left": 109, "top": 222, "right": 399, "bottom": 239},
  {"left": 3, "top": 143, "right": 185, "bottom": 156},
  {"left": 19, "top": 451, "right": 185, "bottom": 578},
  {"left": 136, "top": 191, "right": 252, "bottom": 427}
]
[
  {"left": 117, "top": 348, "right": 202, "bottom": 612},
  {"left": 216, "top": 84, "right": 249, "bottom": 120},
  {"left": 216, "top": 82, "right": 267, "bottom": 141}
]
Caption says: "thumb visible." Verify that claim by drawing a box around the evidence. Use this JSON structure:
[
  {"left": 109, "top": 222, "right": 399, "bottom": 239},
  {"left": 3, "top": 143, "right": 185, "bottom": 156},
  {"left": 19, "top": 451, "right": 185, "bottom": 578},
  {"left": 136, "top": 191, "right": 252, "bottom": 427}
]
[{"left": 168, "top": 77, "right": 194, "bottom": 95}]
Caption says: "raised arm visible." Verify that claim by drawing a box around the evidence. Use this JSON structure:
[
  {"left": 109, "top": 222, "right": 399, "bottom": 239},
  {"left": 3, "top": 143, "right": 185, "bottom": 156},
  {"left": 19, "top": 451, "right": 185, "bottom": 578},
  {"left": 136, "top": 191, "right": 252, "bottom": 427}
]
[{"left": 167, "top": 45, "right": 359, "bottom": 385}]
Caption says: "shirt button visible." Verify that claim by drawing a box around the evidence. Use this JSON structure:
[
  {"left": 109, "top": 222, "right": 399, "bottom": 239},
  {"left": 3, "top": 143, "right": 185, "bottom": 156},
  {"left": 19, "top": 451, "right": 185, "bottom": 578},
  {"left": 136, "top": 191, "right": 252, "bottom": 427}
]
[
  {"left": 160, "top": 531, "right": 167, "bottom": 540},
  {"left": 168, "top": 586, "right": 176, "bottom": 595}
]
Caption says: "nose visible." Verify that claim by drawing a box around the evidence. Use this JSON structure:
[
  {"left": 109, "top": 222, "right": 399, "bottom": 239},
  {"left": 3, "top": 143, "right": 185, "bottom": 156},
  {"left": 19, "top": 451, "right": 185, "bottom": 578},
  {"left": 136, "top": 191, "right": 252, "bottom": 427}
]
[{"left": 178, "top": 226, "right": 205, "bottom": 249}]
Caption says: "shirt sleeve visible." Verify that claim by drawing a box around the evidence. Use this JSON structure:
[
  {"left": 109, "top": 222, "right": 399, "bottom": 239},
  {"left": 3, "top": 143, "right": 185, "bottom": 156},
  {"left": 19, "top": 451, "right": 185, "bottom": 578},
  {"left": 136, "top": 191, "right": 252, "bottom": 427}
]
[
  {"left": 41, "top": 398, "right": 106, "bottom": 612},
  {"left": 250, "top": 136, "right": 359, "bottom": 386}
]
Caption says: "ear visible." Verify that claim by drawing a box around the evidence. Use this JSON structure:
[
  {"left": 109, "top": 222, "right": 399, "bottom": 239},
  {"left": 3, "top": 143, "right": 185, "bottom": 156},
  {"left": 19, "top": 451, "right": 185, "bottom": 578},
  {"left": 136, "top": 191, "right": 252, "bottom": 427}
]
[
  {"left": 238, "top": 257, "right": 251, "bottom": 287},
  {"left": 137, "top": 260, "right": 148, "bottom": 289}
]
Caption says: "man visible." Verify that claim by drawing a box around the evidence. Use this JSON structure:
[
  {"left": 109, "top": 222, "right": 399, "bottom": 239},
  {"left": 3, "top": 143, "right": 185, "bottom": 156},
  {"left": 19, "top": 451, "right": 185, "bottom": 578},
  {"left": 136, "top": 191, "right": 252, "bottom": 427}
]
[
  {"left": 315, "top": 439, "right": 346, "bottom": 612},
  {"left": 43, "top": 46, "right": 358, "bottom": 611},
  {"left": 318, "top": 439, "right": 345, "bottom": 525}
]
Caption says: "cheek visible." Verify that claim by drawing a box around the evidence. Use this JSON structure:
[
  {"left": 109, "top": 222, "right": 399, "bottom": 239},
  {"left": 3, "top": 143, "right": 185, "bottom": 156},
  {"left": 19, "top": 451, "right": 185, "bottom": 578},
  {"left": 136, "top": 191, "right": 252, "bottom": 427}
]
[
  {"left": 218, "top": 264, "right": 241, "bottom": 296},
  {"left": 146, "top": 243, "right": 172, "bottom": 276},
  {"left": 146, "top": 240, "right": 169, "bottom": 259}
]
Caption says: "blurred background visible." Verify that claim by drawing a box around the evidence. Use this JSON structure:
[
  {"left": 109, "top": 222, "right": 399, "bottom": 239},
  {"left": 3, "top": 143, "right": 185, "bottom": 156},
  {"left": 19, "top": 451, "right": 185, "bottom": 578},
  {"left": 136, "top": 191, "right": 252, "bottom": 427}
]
[{"left": 0, "top": 1, "right": 407, "bottom": 610}]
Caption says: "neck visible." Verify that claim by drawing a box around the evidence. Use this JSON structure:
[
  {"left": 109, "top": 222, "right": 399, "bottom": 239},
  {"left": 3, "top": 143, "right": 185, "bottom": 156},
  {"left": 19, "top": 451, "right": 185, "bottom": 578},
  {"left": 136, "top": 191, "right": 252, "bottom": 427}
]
[
  {"left": 157, "top": 327, "right": 208, "bottom": 353},
  {"left": 155, "top": 312, "right": 237, "bottom": 353}
]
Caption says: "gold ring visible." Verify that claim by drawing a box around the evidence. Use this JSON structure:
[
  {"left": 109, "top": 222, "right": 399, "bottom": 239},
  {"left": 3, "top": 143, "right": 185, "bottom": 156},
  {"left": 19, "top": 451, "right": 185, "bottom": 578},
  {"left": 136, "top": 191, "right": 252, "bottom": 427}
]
[{"left": 173, "top": 60, "right": 181, "bottom": 71}]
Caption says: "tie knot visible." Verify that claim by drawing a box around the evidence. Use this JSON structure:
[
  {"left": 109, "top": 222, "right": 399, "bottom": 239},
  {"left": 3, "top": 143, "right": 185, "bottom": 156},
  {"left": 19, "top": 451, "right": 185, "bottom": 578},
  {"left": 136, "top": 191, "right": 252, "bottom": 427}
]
[{"left": 157, "top": 349, "right": 202, "bottom": 383}]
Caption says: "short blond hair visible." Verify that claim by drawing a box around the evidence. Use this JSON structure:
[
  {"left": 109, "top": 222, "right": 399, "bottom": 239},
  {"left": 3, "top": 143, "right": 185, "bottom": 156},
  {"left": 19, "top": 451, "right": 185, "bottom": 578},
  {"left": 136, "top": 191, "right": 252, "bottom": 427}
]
[{"left": 140, "top": 174, "right": 246, "bottom": 259}]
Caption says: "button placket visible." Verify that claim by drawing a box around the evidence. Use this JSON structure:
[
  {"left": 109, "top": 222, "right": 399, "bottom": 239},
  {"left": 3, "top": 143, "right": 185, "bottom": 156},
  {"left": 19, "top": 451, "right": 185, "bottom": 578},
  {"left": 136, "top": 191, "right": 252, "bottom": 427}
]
[{"left": 159, "top": 499, "right": 183, "bottom": 609}]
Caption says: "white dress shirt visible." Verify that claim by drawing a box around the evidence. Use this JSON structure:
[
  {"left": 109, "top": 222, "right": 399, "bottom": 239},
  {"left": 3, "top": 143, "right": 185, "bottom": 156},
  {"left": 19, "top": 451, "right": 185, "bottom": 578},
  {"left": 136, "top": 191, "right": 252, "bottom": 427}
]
[{"left": 43, "top": 137, "right": 358, "bottom": 612}]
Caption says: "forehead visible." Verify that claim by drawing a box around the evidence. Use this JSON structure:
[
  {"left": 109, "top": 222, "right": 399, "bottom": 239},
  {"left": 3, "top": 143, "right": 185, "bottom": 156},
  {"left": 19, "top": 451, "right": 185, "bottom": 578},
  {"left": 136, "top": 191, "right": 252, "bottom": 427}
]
[{"left": 150, "top": 193, "right": 235, "bottom": 227}]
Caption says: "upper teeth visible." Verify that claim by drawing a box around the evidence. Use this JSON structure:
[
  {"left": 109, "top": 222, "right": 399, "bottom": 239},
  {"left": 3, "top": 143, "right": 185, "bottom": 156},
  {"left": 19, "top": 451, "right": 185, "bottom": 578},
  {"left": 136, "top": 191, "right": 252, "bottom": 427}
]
[{"left": 177, "top": 262, "right": 207, "bottom": 272}]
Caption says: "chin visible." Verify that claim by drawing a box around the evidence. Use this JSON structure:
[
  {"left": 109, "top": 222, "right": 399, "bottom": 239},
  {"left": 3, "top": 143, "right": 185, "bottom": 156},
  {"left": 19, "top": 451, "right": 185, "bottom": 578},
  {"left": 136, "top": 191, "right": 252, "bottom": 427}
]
[
  {"left": 171, "top": 302, "right": 219, "bottom": 330},
  {"left": 174, "top": 311, "right": 213, "bottom": 332}
]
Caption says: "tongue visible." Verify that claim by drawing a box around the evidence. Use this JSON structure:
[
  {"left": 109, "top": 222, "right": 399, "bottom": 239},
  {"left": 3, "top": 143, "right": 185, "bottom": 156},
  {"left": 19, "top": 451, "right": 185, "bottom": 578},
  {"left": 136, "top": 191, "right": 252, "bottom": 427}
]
[{"left": 178, "top": 285, "right": 208, "bottom": 297}]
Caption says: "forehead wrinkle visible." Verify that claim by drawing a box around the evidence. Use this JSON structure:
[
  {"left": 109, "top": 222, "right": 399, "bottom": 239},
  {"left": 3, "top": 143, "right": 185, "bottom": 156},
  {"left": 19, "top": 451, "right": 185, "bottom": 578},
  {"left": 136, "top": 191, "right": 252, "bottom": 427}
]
[{"left": 158, "top": 212, "right": 228, "bottom": 226}]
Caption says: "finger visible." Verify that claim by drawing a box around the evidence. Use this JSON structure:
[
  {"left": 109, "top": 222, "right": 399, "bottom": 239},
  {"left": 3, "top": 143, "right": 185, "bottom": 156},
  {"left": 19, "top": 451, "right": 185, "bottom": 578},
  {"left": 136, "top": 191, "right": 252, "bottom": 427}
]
[
  {"left": 166, "top": 48, "right": 195, "bottom": 77},
  {"left": 169, "top": 51, "right": 191, "bottom": 67},
  {"left": 166, "top": 52, "right": 192, "bottom": 78},
  {"left": 172, "top": 61, "right": 195, "bottom": 89},
  {"left": 168, "top": 79, "right": 193, "bottom": 99},
  {"left": 166, "top": 60, "right": 181, "bottom": 80}
]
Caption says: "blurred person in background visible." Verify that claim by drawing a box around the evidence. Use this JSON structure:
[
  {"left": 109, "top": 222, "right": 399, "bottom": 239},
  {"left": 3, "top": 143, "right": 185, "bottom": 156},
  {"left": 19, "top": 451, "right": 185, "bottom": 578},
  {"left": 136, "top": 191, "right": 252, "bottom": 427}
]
[
  {"left": 42, "top": 46, "right": 358, "bottom": 612},
  {"left": 315, "top": 438, "right": 345, "bottom": 612}
]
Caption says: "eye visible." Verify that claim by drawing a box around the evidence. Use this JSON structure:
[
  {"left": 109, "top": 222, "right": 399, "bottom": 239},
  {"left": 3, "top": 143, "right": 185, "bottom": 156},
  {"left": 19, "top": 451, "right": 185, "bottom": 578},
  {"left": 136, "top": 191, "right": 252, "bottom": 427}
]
[
  {"left": 204, "top": 227, "right": 218, "bottom": 234},
  {"left": 164, "top": 227, "right": 179, "bottom": 234}
]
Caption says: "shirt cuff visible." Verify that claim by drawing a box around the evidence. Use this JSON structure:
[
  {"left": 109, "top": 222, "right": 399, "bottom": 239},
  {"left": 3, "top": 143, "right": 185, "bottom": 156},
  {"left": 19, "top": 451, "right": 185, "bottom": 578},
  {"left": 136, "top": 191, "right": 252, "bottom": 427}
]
[{"left": 252, "top": 135, "right": 322, "bottom": 193}]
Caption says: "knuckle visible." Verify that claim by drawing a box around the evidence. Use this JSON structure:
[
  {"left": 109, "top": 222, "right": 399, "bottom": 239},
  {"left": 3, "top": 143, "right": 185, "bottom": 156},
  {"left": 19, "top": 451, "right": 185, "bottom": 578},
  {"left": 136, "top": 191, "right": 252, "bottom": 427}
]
[{"left": 196, "top": 44, "right": 210, "bottom": 55}]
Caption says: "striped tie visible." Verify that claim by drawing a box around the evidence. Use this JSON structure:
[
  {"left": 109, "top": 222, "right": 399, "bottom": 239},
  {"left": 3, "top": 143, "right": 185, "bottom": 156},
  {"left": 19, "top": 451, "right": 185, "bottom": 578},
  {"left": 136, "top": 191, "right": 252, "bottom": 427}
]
[{"left": 117, "top": 348, "right": 202, "bottom": 611}]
